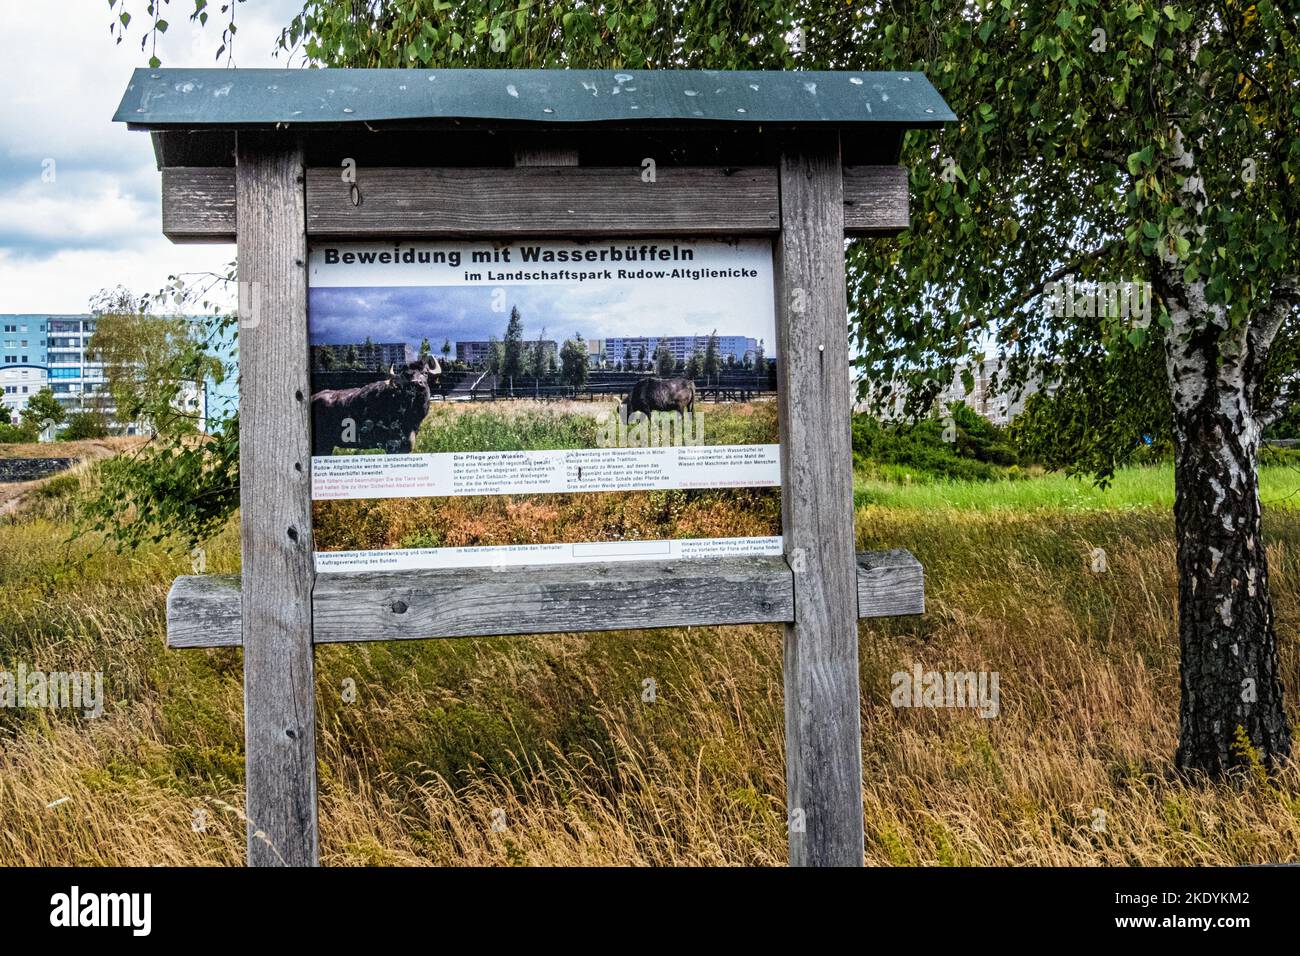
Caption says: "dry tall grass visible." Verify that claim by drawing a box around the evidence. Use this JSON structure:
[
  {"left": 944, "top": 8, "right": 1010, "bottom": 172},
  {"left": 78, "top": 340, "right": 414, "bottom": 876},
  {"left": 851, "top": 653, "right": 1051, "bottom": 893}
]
[{"left": 0, "top": 469, "right": 1297, "bottom": 865}]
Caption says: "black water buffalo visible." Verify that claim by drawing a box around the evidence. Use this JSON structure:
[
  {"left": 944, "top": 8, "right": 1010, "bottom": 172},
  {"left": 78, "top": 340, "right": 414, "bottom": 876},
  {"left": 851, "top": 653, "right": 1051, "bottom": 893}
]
[
  {"left": 311, "top": 357, "right": 441, "bottom": 455},
  {"left": 624, "top": 376, "right": 696, "bottom": 423}
]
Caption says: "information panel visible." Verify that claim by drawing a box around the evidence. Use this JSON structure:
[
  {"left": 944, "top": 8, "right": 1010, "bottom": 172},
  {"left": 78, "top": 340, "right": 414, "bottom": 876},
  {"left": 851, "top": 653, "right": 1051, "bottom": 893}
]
[{"left": 307, "top": 238, "right": 781, "bottom": 571}]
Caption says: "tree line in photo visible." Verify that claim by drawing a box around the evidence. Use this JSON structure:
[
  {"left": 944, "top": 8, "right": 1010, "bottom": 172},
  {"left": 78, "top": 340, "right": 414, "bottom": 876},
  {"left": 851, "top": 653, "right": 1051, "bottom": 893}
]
[
  {"left": 460, "top": 307, "right": 593, "bottom": 392},
  {"left": 314, "top": 305, "right": 771, "bottom": 395},
  {"left": 315, "top": 337, "right": 447, "bottom": 372},
  {"left": 469, "top": 306, "right": 764, "bottom": 385}
]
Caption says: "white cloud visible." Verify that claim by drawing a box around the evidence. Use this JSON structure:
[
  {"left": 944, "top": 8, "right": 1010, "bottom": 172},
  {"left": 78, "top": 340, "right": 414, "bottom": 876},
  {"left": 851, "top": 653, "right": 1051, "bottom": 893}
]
[
  {"left": 0, "top": 175, "right": 156, "bottom": 250},
  {"left": 0, "top": 242, "right": 235, "bottom": 314},
  {"left": 0, "top": 0, "right": 302, "bottom": 312}
]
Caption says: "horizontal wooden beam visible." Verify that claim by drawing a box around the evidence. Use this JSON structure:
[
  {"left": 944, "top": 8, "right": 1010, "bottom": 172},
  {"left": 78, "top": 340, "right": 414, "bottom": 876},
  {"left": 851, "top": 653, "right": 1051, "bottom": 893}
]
[
  {"left": 159, "top": 165, "right": 908, "bottom": 242},
  {"left": 856, "top": 548, "right": 925, "bottom": 618},
  {"left": 306, "top": 165, "right": 779, "bottom": 236},
  {"left": 842, "top": 165, "right": 910, "bottom": 236},
  {"left": 162, "top": 167, "right": 236, "bottom": 243},
  {"left": 167, "top": 572, "right": 244, "bottom": 648},
  {"left": 313, "top": 556, "right": 793, "bottom": 643},
  {"left": 165, "top": 549, "right": 924, "bottom": 649}
]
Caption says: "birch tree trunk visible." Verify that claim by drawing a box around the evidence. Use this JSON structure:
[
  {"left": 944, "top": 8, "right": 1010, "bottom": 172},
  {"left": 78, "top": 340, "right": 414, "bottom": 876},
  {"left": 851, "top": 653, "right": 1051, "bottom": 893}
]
[{"left": 1162, "top": 278, "right": 1291, "bottom": 773}]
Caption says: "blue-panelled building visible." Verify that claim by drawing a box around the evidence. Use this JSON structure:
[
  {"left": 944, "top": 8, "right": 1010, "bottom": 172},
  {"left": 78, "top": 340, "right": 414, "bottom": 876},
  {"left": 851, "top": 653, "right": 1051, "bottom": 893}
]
[
  {"left": 1, "top": 313, "right": 229, "bottom": 432},
  {"left": 1, "top": 314, "right": 110, "bottom": 424}
]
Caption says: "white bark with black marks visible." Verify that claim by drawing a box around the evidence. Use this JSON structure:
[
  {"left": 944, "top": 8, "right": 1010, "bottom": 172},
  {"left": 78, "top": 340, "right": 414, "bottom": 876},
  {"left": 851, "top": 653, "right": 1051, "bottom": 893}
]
[{"left": 1159, "top": 271, "right": 1292, "bottom": 773}]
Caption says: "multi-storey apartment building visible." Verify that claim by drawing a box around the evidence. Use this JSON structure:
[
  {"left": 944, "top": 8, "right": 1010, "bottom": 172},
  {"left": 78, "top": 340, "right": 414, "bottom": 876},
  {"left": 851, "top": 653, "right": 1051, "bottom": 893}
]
[
  {"left": 310, "top": 341, "right": 410, "bottom": 373},
  {"left": 603, "top": 334, "right": 761, "bottom": 368},
  {"left": 43, "top": 315, "right": 111, "bottom": 414},
  {"left": 0, "top": 364, "right": 48, "bottom": 424},
  {"left": 455, "top": 339, "right": 558, "bottom": 369},
  {"left": 1, "top": 314, "right": 209, "bottom": 433},
  {"left": 1, "top": 314, "right": 110, "bottom": 422},
  {"left": 862, "top": 356, "right": 1044, "bottom": 426}
]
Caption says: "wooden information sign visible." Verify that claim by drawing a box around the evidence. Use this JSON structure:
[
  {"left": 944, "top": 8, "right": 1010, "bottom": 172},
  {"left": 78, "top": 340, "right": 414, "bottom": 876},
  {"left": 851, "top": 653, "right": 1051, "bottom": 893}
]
[{"left": 115, "top": 67, "right": 953, "bottom": 867}]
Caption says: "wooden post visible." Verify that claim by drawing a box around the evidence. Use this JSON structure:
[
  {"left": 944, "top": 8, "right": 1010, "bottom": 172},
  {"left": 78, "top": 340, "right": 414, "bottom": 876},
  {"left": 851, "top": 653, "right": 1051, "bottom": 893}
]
[
  {"left": 775, "top": 133, "right": 865, "bottom": 866},
  {"left": 235, "top": 133, "right": 319, "bottom": 867}
]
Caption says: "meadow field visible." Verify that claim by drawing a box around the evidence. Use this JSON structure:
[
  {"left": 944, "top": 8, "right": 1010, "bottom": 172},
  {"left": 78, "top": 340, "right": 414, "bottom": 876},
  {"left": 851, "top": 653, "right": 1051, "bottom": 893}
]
[
  {"left": 409, "top": 397, "right": 780, "bottom": 454},
  {"left": 0, "top": 450, "right": 1297, "bottom": 865}
]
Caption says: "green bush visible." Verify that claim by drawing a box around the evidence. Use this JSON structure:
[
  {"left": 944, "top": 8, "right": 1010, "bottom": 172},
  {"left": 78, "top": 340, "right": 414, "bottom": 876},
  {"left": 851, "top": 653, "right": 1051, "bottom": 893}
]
[
  {"left": 32, "top": 472, "right": 81, "bottom": 500},
  {"left": 0, "top": 421, "right": 37, "bottom": 444},
  {"left": 58, "top": 411, "right": 110, "bottom": 441},
  {"left": 1260, "top": 444, "right": 1300, "bottom": 467},
  {"left": 851, "top": 402, "right": 1019, "bottom": 482}
]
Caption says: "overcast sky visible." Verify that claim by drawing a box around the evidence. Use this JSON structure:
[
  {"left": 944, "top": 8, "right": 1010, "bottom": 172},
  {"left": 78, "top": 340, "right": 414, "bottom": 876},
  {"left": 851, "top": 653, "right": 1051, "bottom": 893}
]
[
  {"left": 0, "top": 0, "right": 305, "bottom": 314},
  {"left": 309, "top": 281, "right": 777, "bottom": 351}
]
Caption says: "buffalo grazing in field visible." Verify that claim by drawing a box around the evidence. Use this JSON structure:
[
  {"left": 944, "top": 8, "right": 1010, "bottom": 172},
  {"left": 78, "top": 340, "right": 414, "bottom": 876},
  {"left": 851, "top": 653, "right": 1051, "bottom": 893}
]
[
  {"left": 311, "top": 356, "right": 441, "bottom": 455},
  {"left": 624, "top": 376, "right": 696, "bottom": 424}
]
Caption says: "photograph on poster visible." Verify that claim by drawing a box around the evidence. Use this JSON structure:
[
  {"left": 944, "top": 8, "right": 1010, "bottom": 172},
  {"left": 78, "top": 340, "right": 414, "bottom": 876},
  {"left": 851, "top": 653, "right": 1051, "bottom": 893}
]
[{"left": 307, "top": 238, "right": 782, "bottom": 571}]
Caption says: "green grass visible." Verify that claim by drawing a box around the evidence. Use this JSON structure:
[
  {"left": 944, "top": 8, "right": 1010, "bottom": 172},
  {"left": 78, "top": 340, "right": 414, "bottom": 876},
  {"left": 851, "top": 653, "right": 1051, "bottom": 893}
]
[
  {"left": 413, "top": 406, "right": 599, "bottom": 453},
  {"left": 855, "top": 462, "right": 1300, "bottom": 511},
  {"left": 411, "top": 399, "right": 779, "bottom": 453}
]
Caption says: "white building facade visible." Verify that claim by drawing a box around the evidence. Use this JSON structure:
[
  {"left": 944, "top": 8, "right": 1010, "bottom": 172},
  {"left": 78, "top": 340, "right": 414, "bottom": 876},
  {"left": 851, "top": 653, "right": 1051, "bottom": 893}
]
[{"left": 1, "top": 364, "right": 48, "bottom": 425}]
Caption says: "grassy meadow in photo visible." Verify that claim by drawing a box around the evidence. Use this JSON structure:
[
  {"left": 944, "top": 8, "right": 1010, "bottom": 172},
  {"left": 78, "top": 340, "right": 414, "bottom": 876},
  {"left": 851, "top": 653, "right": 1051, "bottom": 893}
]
[
  {"left": 1, "top": 430, "right": 1297, "bottom": 865},
  {"left": 411, "top": 398, "right": 780, "bottom": 453}
]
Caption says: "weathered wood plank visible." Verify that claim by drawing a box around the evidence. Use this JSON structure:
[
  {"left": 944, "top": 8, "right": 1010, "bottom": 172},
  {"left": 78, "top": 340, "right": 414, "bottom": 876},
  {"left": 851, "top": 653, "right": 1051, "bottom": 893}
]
[
  {"left": 236, "top": 134, "right": 318, "bottom": 868},
  {"left": 161, "top": 164, "right": 906, "bottom": 241},
  {"left": 162, "top": 167, "right": 235, "bottom": 242},
  {"left": 842, "top": 165, "right": 909, "bottom": 235},
  {"left": 166, "top": 574, "right": 241, "bottom": 648},
  {"left": 163, "top": 550, "right": 924, "bottom": 648},
  {"left": 857, "top": 549, "right": 925, "bottom": 618},
  {"left": 775, "top": 134, "right": 866, "bottom": 867},
  {"left": 313, "top": 557, "right": 793, "bottom": 643},
  {"left": 304, "top": 166, "right": 780, "bottom": 236}
]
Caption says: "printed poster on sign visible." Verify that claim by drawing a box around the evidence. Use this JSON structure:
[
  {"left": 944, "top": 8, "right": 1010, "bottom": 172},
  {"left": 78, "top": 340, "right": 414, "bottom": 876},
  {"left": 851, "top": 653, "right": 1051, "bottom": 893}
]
[{"left": 307, "top": 238, "right": 781, "bottom": 571}]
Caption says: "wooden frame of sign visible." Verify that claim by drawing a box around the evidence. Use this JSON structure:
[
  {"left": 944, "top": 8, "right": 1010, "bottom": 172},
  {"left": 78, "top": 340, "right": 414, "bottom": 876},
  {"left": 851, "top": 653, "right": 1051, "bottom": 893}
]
[{"left": 161, "top": 131, "right": 925, "bottom": 868}]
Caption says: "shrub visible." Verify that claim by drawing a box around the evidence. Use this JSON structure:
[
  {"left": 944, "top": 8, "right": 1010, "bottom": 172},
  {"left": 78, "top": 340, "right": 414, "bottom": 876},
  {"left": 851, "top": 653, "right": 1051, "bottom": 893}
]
[
  {"left": 32, "top": 472, "right": 81, "bottom": 500},
  {"left": 851, "top": 402, "right": 1018, "bottom": 482},
  {"left": 1260, "top": 444, "right": 1300, "bottom": 467},
  {"left": 58, "top": 412, "right": 110, "bottom": 441},
  {"left": 0, "top": 421, "right": 37, "bottom": 444}
]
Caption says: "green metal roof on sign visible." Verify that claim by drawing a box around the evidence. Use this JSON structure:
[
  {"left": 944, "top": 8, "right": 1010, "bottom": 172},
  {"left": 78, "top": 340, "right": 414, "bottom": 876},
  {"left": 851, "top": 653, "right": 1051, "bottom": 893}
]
[{"left": 114, "top": 68, "right": 955, "bottom": 129}]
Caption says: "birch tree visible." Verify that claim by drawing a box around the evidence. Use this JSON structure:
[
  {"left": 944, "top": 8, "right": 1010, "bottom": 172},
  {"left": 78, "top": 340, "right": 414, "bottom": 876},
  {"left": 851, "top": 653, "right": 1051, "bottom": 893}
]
[{"left": 847, "top": 2, "right": 1299, "bottom": 773}]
